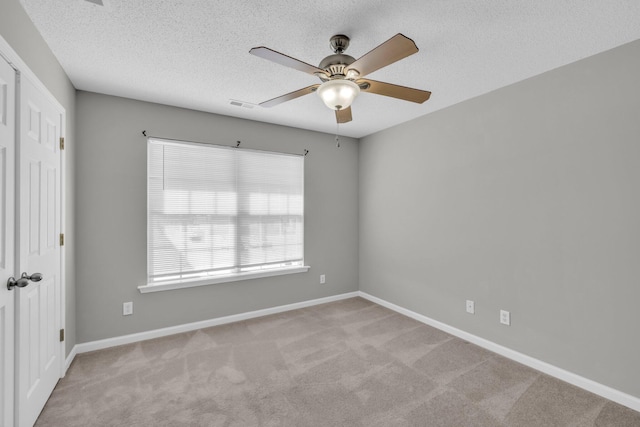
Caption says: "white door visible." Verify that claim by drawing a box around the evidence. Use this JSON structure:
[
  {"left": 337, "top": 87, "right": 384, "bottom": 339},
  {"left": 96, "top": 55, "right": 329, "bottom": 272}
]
[
  {"left": 0, "top": 55, "right": 16, "bottom": 427},
  {"left": 15, "top": 75, "right": 63, "bottom": 427}
]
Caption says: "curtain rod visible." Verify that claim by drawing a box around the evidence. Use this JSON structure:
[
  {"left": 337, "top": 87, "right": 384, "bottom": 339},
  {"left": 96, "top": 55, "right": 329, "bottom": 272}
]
[{"left": 141, "top": 130, "right": 309, "bottom": 157}]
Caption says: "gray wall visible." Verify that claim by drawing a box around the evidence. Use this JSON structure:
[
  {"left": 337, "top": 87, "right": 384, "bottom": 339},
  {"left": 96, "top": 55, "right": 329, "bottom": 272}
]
[
  {"left": 359, "top": 39, "right": 640, "bottom": 398},
  {"left": 75, "top": 92, "right": 359, "bottom": 342},
  {"left": 0, "top": 0, "right": 77, "bottom": 355}
]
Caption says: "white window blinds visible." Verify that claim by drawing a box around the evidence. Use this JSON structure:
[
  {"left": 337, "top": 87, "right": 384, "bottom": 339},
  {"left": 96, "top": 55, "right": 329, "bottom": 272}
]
[{"left": 147, "top": 138, "right": 304, "bottom": 284}]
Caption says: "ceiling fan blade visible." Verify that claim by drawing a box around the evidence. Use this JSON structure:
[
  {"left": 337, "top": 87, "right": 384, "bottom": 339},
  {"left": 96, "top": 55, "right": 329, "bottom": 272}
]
[
  {"left": 335, "top": 107, "right": 352, "bottom": 123},
  {"left": 259, "top": 85, "right": 320, "bottom": 108},
  {"left": 359, "top": 79, "right": 431, "bottom": 103},
  {"left": 250, "top": 47, "right": 328, "bottom": 77},
  {"left": 346, "top": 34, "right": 419, "bottom": 78}
]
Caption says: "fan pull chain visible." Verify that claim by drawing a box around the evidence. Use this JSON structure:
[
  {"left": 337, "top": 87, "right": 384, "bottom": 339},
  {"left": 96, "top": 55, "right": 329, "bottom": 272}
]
[{"left": 335, "top": 121, "right": 340, "bottom": 148}]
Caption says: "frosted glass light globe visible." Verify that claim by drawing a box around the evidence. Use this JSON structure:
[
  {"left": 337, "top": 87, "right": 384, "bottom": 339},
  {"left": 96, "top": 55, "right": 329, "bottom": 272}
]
[{"left": 316, "top": 79, "right": 360, "bottom": 110}]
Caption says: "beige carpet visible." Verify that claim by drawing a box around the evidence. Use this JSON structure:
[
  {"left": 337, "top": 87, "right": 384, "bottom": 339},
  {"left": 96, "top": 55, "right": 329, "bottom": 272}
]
[{"left": 36, "top": 297, "right": 640, "bottom": 426}]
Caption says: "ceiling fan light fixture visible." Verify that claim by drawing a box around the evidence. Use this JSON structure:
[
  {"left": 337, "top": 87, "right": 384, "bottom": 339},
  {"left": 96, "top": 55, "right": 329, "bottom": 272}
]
[
  {"left": 346, "top": 69, "right": 360, "bottom": 79},
  {"left": 316, "top": 79, "right": 360, "bottom": 111}
]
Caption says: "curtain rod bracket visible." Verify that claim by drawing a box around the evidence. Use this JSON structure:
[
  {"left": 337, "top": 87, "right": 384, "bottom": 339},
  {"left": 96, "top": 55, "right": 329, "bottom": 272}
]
[
  {"left": 303, "top": 149, "right": 309, "bottom": 156},
  {"left": 142, "top": 130, "right": 147, "bottom": 137},
  {"left": 236, "top": 141, "right": 241, "bottom": 148}
]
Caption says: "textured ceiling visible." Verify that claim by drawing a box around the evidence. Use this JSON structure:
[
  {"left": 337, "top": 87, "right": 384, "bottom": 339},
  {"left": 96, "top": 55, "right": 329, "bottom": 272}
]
[{"left": 18, "top": 0, "right": 640, "bottom": 138}]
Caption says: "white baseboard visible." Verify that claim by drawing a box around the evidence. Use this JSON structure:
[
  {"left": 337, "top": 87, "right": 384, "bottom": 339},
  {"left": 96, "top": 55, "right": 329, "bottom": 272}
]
[
  {"left": 357, "top": 291, "right": 640, "bottom": 413},
  {"left": 63, "top": 345, "right": 77, "bottom": 377},
  {"left": 75, "top": 291, "right": 359, "bottom": 354}
]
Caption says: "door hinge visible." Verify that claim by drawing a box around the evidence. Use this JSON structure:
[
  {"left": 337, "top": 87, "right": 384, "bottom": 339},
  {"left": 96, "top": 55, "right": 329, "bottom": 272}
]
[
  {"left": 60, "top": 137, "right": 65, "bottom": 150},
  {"left": 60, "top": 329, "right": 65, "bottom": 342},
  {"left": 60, "top": 233, "right": 64, "bottom": 246}
]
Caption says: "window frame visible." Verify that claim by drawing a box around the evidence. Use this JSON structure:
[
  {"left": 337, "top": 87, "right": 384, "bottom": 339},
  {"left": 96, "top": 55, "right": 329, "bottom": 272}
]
[{"left": 139, "top": 138, "right": 309, "bottom": 293}]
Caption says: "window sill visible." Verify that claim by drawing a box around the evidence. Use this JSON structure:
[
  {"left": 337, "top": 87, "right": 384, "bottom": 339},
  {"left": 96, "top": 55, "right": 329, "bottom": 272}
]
[{"left": 138, "top": 266, "right": 310, "bottom": 293}]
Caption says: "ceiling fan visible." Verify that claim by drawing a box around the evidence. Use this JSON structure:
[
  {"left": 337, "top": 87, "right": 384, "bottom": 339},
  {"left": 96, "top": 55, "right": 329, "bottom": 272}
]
[{"left": 249, "top": 34, "right": 431, "bottom": 124}]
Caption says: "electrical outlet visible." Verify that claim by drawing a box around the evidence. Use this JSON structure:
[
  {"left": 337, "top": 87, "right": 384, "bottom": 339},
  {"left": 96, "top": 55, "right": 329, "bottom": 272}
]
[
  {"left": 123, "top": 302, "right": 133, "bottom": 316},
  {"left": 320, "top": 274, "right": 326, "bottom": 284},
  {"left": 500, "top": 309, "right": 510, "bottom": 326},
  {"left": 466, "top": 300, "right": 475, "bottom": 314}
]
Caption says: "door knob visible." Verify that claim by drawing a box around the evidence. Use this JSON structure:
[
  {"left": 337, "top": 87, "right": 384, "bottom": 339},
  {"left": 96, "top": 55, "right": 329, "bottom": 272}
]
[{"left": 6, "top": 272, "right": 43, "bottom": 290}]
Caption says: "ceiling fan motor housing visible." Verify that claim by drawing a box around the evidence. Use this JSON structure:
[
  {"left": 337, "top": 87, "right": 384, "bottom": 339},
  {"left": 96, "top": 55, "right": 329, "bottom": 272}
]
[
  {"left": 316, "top": 35, "right": 358, "bottom": 80},
  {"left": 319, "top": 54, "right": 356, "bottom": 79}
]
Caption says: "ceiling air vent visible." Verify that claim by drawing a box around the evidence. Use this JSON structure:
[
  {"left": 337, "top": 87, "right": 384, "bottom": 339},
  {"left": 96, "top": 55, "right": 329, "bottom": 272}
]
[{"left": 229, "top": 100, "right": 256, "bottom": 109}]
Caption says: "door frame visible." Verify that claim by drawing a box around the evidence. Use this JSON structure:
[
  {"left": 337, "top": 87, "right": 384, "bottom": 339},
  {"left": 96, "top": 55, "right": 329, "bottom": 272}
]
[
  {"left": 0, "top": 29, "right": 67, "bottom": 402},
  {"left": 0, "top": 46, "right": 17, "bottom": 427}
]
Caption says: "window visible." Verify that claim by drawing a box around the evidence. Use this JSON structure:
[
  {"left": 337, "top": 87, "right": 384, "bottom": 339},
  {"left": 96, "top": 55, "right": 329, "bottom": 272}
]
[{"left": 142, "top": 138, "right": 307, "bottom": 292}]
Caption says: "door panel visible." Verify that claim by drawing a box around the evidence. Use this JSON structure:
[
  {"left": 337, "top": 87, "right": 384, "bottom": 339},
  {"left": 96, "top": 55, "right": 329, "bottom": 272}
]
[
  {"left": 0, "top": 56, "right": 16, "bottom": 427},
  {"left": 46, "top": 167, "right": 56, "bottom": 250},
  {"left": 29, "top": 161, "right": 40, "bottom": 254},
  {"left": 16, "top": 75, "right": 62, "bottom": 427},
  {"left": 24, "top": 277, "right": 56, "bottom": 391}
]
